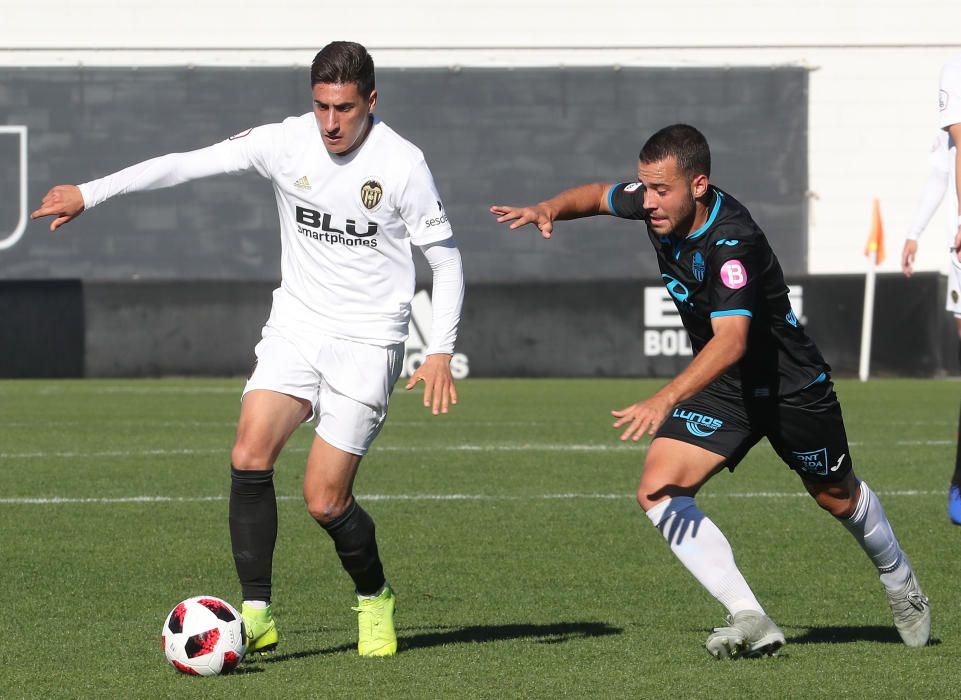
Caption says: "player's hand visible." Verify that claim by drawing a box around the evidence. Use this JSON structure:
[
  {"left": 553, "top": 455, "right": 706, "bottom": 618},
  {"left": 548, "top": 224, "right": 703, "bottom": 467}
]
[
  {"left": 489, "top": 203, "right": 556, "bottom": 239},
  {"left": 31, "top": 185, "right": 85, "bottom": 231},
  {"left": 405, "top": 353, "right": 458, "bottom": 415},
  {"left": 611, "top": 393, "right": 674, "bottom": 442},
  {"left": 901, "top": 240, "right": 918, "bottom": 278}
]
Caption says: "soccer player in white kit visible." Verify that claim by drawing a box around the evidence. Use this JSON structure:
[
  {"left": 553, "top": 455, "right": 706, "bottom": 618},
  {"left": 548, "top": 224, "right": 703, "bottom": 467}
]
[
  {"left": 31, "top": 41, "right": 465, "bottom": 658},
  {"left": 901, "top": 51, "right": 961, "bottom": 524}
]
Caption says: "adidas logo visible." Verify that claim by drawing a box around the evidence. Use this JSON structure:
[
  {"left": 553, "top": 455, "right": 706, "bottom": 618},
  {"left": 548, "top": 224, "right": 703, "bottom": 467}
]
[
  {"left": 400, "top": 290, "right": 470, "bottom": 379},
  {"left": 294, "top": 176, "right": 311, "bottom": 190}
]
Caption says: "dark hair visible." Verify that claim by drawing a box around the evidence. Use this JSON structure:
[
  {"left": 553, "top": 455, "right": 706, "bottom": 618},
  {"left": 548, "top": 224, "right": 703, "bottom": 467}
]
[
  {"left": 638, "top": 124, "right": 711, "bottom": 178},
  {"left": 310, "top": 41, "right": 375, "bottom": 97}
]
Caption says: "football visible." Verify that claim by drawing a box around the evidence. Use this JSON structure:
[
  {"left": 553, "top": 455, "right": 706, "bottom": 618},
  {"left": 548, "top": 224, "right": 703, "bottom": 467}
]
[{"left": 162, "top": 596, "right": 246, "bottom": 676}]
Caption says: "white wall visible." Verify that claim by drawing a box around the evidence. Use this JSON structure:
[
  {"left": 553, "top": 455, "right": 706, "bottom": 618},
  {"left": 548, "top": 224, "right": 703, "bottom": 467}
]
[{"left": 4, "top": 0, "right": 961, "bottom": 274}]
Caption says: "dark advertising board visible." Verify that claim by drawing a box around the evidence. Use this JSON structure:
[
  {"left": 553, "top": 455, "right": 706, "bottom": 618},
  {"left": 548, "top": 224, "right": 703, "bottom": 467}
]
[
  {"left": 1, "top": 65, "right": 807, "bottom": 283},
  {"left": 0, "top": 274, "right": 952, "bottom": 378}
]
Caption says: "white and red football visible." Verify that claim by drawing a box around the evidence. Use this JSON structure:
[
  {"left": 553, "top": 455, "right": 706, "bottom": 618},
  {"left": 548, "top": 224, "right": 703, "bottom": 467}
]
[{"left": 162, "top": 596, "right": 246, "bottom": 676}]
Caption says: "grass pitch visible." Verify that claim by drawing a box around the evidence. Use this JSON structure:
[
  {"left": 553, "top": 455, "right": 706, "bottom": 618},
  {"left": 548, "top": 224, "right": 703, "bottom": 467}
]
[{"left": 2, "top": 378, "right": 957, "bottom": 698}]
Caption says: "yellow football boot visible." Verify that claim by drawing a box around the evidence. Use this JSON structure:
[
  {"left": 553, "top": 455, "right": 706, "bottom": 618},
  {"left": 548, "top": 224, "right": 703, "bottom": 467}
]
[
  {"left": 241, "top": 602, "right": 279, "bottom": 655},
  {"left": 353, "top": 584, "right": 397, "bottom": 657}
]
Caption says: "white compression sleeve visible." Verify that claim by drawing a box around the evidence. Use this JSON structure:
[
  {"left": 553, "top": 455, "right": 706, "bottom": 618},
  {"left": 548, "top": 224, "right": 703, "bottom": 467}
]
[
  {"left": 907, "top": 134, "right": 950, "bottom": 241},
  {"left": 77, "top": 143, "right": 241, "bottom": 210},
  {"left": 418, "top": 239, "right": 465, "bottom": 356}
]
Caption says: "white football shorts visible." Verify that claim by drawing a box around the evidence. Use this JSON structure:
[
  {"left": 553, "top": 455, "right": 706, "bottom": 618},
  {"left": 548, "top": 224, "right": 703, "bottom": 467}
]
[
  {"left": 243, "top": 328, "right": 404, "bottom": 455},
  {"left": 948, "top": 250, "right": 961, "bottom": 317}
]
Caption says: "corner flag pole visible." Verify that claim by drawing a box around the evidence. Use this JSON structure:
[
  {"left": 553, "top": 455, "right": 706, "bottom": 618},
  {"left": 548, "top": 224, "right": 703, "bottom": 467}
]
[{"left": 859, "top": 199, "right": 885, "bottom": 382}]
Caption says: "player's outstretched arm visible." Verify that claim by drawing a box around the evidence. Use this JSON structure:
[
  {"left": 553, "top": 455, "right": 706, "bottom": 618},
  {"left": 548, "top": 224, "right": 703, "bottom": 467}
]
[
  {"left": 31, "top": 185, "right": 85, "bottom": 231},
  {"left": 31, "top": 137, "right": 268, "bottom": 235},
  {"left": 611, "top": 315, "right": 749, "bottom": 442},
  {"left": 951, "top": 123, "right": 961, "bottom": 261},
  {"left": 405, "top": 353, "right": 457, "bottom": 416},
  {"left": 490, "top": 182, "right": 614, "bottom": 239}
]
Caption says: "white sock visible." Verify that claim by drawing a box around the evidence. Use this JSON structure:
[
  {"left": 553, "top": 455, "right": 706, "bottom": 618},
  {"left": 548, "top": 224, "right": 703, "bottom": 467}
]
[
  {"left": 358, "top": 583, "right": 386, "bottom": 600},
  {"left": 243, "top": 600, "right": 268, "bottom": 610},
  {"left": 646, "top": 497, "right": 764, "bottom": 616},
  {"left": 841, "top": 480, "right": 912, "bottom": 590}
]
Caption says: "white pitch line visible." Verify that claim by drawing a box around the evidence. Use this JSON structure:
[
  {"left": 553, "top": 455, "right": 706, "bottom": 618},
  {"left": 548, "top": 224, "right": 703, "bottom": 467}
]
[
  {"left": 0, "top": 494, "right": 618, "bottom": 505},
  {"left": 0, "top": 444, "right": 644, "bottom": 460},
  {"left": 3, "top": 416, "right": 955, "bottom": 431},
  {"left": 0, "top": 490, "right": 944, "bottom": 506},
  {"left": 816, "top": 440, "right": 956, "bottom": 448},
  {"left": 2, "top": 421, "right": 238, "bottom": 429},
  {"left": 377, "top": 443, "right": 642, "bottom": 452},
  {"left": 0, "top": 448, "right": 227, "bottom": 459},
  {"left": 20, "top": 386, "right": 242, "bottom": 396},
  {"left": 4, "top": 438, "right": 958, "bottom": 461},
  {"left": 385, "top": 420, "right": 571, "bottom": 427},
  {"left": 894, "top": 439, "right": 955, "bottom": 446},
  {"left": 1, "top": 420, "right": 551, "bottom": 429},
  {"left": 90, "top": 386, "right": 241, "bottom": 395}
]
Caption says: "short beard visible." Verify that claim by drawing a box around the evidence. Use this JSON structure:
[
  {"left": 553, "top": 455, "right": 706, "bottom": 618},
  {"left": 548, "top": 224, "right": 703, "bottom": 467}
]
[{"left": 666, "top": 196, "right": 697, "bottom": 238}]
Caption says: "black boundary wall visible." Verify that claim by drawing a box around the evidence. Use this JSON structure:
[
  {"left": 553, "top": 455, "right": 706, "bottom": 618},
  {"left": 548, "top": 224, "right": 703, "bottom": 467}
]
[
  {"left": 1, "top": 65, "right": 807, "bottom": 283},
  {"left": 0, "top": 274, "right": 954, "bottom": 378},
  {"left": 0, "top": 280, "right": 84, "bottom": 378}
]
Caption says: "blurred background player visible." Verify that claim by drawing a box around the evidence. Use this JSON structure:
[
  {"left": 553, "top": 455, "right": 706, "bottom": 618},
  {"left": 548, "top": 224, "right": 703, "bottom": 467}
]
[
  {"left": 31, "top": 41, "right": 465, "bottom": 658},
  {"left": 493, "top": 124, "right": 931, "bottom": 658},
  {"left": 901, "top": 51, "right": 961, "bottom": 525}
]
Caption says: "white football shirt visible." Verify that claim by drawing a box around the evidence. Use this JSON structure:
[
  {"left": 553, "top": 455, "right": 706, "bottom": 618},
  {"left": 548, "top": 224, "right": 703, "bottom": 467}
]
[
  {"left": 939, "top": 53, "right": 961, "bottom": 242},
  {"left": 79, "top": 114, "right": 454, "bottom": 349}
]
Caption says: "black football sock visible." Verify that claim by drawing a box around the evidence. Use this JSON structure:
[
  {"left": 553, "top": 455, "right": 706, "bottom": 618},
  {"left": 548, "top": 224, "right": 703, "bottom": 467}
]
[
  {"left": 229, "top": 466, "right": 277, "bottom": 602},
  {"left": 320, "top": 500, "right": 386, "bottom": 596}
]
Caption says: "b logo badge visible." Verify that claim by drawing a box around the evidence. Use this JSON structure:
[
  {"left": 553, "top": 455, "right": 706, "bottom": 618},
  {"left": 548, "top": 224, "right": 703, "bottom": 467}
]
[
  {"left": 720, "top": 260, "right": 748, "bottom": 289},
  {"left": 360, "top": 179, "right": 383, "bottom": 210}
]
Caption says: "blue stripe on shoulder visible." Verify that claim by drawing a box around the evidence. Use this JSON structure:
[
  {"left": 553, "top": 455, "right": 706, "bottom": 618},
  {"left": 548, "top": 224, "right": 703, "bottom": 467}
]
[
  {"left": 687, "top": 190, "right": 724, "bottom": 240},
  {"left": 710, "top": 309, "right": 753, "bottom": 318},
  {"left": 607, "top": 185, "right": 620, "bottom": 216}
]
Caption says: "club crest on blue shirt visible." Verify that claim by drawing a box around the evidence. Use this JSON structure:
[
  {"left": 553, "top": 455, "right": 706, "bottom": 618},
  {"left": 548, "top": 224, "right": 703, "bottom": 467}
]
[{"left": 692, "top": 251, "right": 705, "bottom": 282}]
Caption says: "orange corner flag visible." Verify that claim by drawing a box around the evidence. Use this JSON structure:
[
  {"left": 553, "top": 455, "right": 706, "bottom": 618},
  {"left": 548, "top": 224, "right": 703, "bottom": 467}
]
[{"left": 864, "top": 198, "right": 885, "bottom": 265}]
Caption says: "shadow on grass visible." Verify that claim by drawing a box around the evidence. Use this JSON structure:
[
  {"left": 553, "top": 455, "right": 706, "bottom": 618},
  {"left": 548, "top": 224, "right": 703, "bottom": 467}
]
[
  {"left": 787, "top": 625, "right": 942, "bottom": 647},
  {"left": 254, "top": 621, "right": 622, "bottom": 664},
  {"left": 229, "top": 665, "right": 265, "bottom": 675},
  {"left": 402, "top": 621, "right": 622, "bottom": 650}
]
